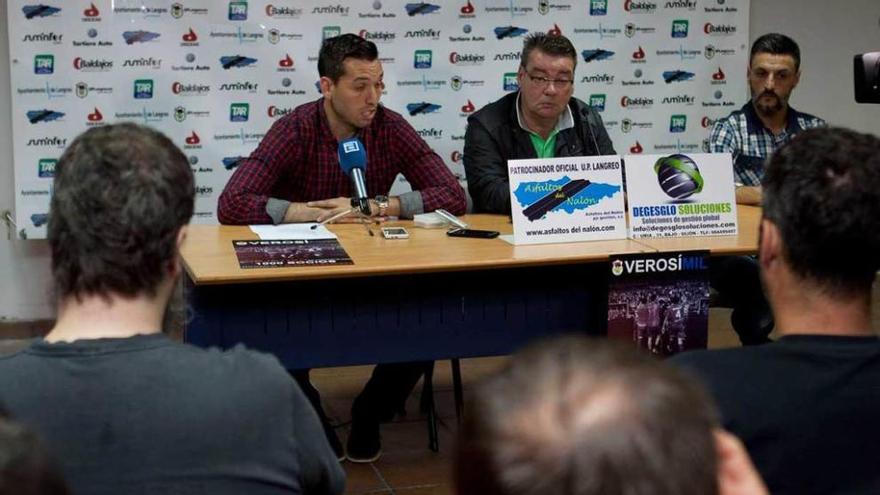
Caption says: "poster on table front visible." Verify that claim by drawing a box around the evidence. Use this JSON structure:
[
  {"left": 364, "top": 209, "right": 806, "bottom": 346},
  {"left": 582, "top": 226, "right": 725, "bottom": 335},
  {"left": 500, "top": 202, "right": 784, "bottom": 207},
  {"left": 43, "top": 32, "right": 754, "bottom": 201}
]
[
  {"left": 507, "top": 155, "right": 626, "bottom": 245},
  {"left": 607, "top": 250, "right": 709, "bottom": 357},
  {"left": 623, "top": 153, "right": 738, "bottom": 238}
]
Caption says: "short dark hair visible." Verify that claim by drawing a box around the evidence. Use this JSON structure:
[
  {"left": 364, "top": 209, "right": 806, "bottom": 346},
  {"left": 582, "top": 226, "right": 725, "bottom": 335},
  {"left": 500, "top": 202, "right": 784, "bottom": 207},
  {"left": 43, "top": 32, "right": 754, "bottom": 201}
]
[
  {"left": 0, "top": 414, "right": 71, "bottom": 495},
  {"left": 750, "top": 33, "right": 801, "bottom": 70},
  {"left": 520, "top": 32, "right": 577, "bottom": 71},
  {"left": 48, "top": 123, "right": 194, "bottom": 300},
  {"left": 762, "top": 127, "right": 880, "bottom": 296},
  {"left": 455, "top": 337, "right": 719, "bottom": 495},
  {"left": 318, "top": 33, "right": 379, "bottom": 81}
]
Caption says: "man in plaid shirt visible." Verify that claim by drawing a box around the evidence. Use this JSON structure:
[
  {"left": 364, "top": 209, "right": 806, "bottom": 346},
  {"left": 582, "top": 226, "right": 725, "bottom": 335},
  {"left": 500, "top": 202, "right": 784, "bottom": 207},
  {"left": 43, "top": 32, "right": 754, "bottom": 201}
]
[
  {"left": 218, "top": 36, "right": 466, "bottom": 225},
  {"left": 710, "top": 33, "right": 825, "bottom": 206},
  {"left": 709, "top": 34, "right": 824, "bottom": 347},
  {"left": 217, "top": 34, "right": 466, "bottom": 464}
]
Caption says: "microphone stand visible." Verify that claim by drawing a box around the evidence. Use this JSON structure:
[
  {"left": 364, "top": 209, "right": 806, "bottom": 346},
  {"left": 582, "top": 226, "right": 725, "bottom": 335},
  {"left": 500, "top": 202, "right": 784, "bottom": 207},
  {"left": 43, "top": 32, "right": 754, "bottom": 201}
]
[{"left": 310, "top": 198, "right": 375, "bottom": 235}]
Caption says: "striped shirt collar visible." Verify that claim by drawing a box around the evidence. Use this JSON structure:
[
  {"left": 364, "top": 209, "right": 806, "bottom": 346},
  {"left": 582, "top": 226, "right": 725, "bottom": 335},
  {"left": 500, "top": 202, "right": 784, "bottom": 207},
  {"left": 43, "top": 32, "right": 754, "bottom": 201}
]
[{"left": 742, "top": 101, "right": 808, "bottom": 137}]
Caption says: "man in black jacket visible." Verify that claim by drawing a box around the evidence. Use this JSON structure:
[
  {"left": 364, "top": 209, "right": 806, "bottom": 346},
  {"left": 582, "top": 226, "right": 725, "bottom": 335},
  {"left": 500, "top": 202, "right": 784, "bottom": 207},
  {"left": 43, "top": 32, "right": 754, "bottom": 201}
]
[{"left": 464, "top": 33, "right": 616, "bottom": 214}]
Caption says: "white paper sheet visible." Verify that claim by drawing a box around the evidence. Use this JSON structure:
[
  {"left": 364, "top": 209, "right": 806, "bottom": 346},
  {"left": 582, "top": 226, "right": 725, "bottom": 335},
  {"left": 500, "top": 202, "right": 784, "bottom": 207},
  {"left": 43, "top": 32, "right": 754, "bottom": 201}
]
[{"left": 249, "top": 223, "right": 337, "bottom": 240}]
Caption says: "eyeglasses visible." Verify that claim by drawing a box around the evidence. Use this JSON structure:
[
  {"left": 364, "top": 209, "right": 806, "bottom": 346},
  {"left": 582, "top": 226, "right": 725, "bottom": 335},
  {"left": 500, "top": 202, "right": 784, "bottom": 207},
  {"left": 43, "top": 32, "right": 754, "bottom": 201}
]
[{"left": 524, "top": 71, "right": 574, "bottom": 89}]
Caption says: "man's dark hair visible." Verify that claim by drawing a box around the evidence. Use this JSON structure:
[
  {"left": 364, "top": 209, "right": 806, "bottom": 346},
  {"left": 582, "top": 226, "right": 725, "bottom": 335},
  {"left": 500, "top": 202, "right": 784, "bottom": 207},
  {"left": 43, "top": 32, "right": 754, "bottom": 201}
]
[
  {"left": 48, "top": 123, "right": 194, "bottom": 300},
  {"left": 0, "top": 414, "right": 71, "bottom": 495},
  {"left": 318, "top": 33, "right": 379, "bottom": 81},
  {"left": 750, "top": 33, "right": 801, "bottom": 70},
  {"left": 520, "top": 32, "right": 577, "bottom": 71},
  {"left": 455, "top": 336, "right": 719, "bottom": 495},
  {"left": 762, "top": 127, "right": 880, "bottom": 296}
]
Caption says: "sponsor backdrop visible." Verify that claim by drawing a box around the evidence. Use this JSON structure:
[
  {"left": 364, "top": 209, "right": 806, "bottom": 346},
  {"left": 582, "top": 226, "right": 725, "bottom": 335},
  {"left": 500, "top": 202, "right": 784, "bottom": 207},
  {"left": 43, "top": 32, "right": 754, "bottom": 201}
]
[{"left": 8, "top": 0, "right": 748, "bottom": 239}]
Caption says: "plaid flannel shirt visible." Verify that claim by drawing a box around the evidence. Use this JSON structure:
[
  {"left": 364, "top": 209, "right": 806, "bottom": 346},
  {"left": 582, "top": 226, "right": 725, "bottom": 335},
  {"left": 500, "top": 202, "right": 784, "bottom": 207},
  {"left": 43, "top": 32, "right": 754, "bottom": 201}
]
[
  {"left": 709, "top": 102, "right": 826, "bottom": 186},
  {"left": 217, "top": 99, "right": 466, "bottom": 224}
]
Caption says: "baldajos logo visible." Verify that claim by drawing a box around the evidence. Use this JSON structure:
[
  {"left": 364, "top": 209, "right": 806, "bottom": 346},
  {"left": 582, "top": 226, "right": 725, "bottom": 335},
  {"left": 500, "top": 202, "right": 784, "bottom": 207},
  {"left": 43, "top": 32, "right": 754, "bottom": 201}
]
[
  {"left": 450, "top": 52, "right": 485, "bottom": 64},
  {"left": 171, "top": 82, "right": 210, "bottom": 96},
  {"left": 73, "top": 57, "right": 112, "bottom": 71},
  {"left": 265, "top": 4, "right": 302, "bottom": 17},
  {"left": 624, "top": 0, "right": 657, "bottom": 13},
  {"left": 268, "top": 106, "right": 293, "bottom": 118},
  {"left": 359, "top": 29, "right": 395, "bottom": 42},
  {"left": 704, "top": 23, "right": 736, "bottom": 35},
  {"left": 620, "top": 96, "right": 653, "bottom": 108}
]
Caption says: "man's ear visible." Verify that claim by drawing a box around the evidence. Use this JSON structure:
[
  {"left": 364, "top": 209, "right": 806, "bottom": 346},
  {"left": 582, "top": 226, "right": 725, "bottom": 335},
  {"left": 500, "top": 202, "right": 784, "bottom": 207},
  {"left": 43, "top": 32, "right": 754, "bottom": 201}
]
[
  {"left": 516, "top": 65, "right": 525, "bottom": 86},
  {"left": 319, "top": 76, "right": 334, "bottom": 98},
  {"left": 170, "top": 225, "right": 189, "bottom": 278},
  {"left": 758, "top": 218, "right": 781, "bottom": 272}
]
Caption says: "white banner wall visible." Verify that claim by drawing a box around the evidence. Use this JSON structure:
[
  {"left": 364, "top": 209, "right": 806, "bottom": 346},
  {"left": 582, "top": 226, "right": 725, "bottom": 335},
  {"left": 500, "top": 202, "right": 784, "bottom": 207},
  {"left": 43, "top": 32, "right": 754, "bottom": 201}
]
[{"left": 8, "top": 0, "right": 748, "bottom": 239}]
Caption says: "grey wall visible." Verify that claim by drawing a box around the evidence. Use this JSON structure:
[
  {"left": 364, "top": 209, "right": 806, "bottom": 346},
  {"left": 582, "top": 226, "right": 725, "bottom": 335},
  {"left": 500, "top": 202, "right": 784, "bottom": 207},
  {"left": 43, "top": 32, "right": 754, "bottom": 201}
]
[
  {"left": 1, "top": 0, "right": 878, "bottom": 320},
  {"left": 751, "top": 0, "right": 880, "bottom": 133}
]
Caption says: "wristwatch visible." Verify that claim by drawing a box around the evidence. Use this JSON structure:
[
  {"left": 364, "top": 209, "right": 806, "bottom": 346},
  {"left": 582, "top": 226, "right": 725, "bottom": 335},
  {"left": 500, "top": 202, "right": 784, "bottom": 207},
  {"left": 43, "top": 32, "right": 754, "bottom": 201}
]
[{"left": 374, "top": 195, "right": 389, "bottom": 217}]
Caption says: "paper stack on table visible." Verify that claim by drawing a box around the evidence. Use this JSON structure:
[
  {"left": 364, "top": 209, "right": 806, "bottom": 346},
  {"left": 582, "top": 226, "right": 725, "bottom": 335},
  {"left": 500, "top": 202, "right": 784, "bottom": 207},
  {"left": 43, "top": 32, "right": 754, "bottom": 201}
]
[{"left": 249, "top": 223, "right": 337, "bottom": 240}]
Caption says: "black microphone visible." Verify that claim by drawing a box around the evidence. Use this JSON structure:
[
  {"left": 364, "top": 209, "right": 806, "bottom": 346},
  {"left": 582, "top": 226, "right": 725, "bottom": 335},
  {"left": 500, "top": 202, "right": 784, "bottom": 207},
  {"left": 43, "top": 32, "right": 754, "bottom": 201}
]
[{"left": 337, "top": 137, "right": 371, "bottom": 216}]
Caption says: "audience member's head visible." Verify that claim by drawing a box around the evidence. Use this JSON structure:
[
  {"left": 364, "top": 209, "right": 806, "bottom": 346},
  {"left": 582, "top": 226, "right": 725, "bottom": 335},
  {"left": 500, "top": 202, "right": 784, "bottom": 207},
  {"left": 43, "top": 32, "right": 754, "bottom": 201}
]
[
  {"left": 455, "top": 337, "right": 721, "bottom": 495},
  {"left": 761, "top": 127, "right": 880, "bottom": 301},
  {"left": 48, "top": 123, "right": 194, "bottom": 302},
  {"left": 0, "top": 411, "right": 70, "bottom": 495}
]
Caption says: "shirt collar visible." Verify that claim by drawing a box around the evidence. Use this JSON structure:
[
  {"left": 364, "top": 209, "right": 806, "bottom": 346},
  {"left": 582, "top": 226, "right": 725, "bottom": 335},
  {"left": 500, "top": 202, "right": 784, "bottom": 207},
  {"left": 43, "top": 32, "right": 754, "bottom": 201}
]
[
  {"left": 743, "top": 100, "right": 806, "bottom": 136},
  {"left": 515, "top": 92, "right": 574, "bottom": 137}
]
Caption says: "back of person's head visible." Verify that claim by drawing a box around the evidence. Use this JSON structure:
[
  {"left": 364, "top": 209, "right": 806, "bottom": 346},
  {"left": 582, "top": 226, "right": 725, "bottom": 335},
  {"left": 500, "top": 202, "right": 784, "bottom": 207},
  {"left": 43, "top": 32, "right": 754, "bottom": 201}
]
[
  {"left": 762, "top": 127, "right": 880, "bottom": 297},
  {"left": 0, "top": 412, "right": 71, "bottom": 495},
  {"left": 48, "top": 123, "right": 194, "bottom": 301},
  {"left": 520, "top": 32, "right": 577, "bottom": 69},
  {"left": 455, "top": 336, "right": 719, "bottom": 495},
  {"left": 750, "top": 33, "right": 800, "bottom": 70},
  {"left": 318, "top": 33, "right": 379, "bottom": 81}
]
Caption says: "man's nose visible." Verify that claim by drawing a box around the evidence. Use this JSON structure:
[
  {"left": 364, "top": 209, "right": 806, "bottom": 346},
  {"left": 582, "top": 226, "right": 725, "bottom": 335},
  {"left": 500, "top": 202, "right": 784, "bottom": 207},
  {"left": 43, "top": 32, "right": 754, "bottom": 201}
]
[{"left": 366, "top": 85, "right": 380, "bottom": 105}]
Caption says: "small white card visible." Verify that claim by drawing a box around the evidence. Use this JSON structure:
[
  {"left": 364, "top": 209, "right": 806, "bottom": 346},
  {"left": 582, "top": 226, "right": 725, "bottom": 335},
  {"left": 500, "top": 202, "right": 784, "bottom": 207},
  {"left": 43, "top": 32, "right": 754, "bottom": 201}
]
[
  {"left": 249, "top": 223, "right": 337, "bottom": 240},
  {"left": 507, "top": 155, "right": 627, "bottom": 245},
  {"left": 623, "top": 153, "right": 738, "bottom": 238}
]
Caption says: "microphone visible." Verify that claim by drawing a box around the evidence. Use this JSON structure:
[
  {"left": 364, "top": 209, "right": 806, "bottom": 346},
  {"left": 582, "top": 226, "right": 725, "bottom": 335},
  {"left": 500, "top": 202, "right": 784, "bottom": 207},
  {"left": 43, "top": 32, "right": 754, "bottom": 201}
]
[{"left": 337, "top": 137, "right": 371, "bottom": 216}]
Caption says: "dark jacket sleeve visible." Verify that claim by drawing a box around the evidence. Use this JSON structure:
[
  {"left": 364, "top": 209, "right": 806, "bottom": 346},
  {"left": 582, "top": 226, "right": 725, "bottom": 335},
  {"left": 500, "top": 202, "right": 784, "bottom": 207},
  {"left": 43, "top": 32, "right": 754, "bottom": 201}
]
[{"left": 463, "top": 116, "right": 512, "bottom": 215}]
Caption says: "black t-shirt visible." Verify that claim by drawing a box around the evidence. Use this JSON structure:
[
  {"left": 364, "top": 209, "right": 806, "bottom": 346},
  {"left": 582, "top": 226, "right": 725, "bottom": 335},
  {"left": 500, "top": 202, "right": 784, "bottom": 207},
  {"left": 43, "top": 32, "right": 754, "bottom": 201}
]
[
  {"left": 674, "top": 334, "right": 880, "bottom": 495},
  {"left": 0, "top": 334, "right": 344, "bottom": 495}
]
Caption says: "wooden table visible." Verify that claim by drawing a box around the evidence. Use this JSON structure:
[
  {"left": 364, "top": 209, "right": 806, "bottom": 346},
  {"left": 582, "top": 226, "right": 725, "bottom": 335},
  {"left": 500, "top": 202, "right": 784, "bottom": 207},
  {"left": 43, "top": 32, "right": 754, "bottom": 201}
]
[
  {"left": 181, "top": 207, "right": 760, "bottom": 368},
  {"left": 181, "top": 207, "right": 759, "bottom": 449}
]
